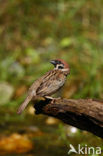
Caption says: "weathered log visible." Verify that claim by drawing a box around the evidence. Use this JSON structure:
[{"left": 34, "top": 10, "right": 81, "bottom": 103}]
[{"left": 34, "top": 98, "right": 103, "bottom": 138}]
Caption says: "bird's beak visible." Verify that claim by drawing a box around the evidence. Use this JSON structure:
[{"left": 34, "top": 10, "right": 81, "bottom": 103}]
[{"left": 50, "top": 60, "right": 56, "bottom": 65}]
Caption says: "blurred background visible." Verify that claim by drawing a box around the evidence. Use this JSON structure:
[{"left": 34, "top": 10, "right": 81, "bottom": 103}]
[{"left": 0, "top": 0, "right": 103, "bottom": 155}]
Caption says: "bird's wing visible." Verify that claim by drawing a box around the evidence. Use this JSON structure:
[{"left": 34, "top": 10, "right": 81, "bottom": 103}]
[
  {"left": 36, "top": 70, "right": 66, "bottom": 96},
  {"left": 17, "top": 72, "right": 50, "bottom": 114},
  {"left": 27, "top": 71, "right": 51, "bottom": 96}
]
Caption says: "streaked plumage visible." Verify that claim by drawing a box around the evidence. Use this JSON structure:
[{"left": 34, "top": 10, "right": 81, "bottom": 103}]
[{"left": 17, "top": 59, "right": 70, "bottom": 114}]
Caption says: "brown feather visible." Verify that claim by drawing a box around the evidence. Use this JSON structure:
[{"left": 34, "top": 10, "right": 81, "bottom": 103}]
[
  {"left": 36, "top": 70, "right": 66, "bottom": 96},
  {"left": 17, "top": 62, "right": 69, "bottom": 114}
]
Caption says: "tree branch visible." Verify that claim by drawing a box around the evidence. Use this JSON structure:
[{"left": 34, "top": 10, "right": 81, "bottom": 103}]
[{"left": 34, "top": 98, "right": 103, "bottom": 138}]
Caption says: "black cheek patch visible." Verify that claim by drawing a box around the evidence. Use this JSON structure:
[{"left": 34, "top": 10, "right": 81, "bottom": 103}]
[{"left": 58, "top": 66, "right": 64, "bottom": 69}]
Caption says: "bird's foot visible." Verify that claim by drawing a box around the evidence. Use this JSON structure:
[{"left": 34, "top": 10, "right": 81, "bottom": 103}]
[
  {"left": 44, "top": 96, "right": 53, "bottom": 102},
  {"left": 44, "top": 96, "right": 61, "bottom": 103},
  {"left": 45, "top": 96, "right": 54, "bottom": 100}
]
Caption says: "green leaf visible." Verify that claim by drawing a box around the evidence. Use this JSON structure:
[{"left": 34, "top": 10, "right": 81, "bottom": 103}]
[{"left": 60, "top": 37, "right": 73, "bottom": 48}]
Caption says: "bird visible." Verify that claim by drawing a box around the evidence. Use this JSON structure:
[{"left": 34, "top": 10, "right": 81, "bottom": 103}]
[{"left": 17, "top": 59, "right": 70, "bottom": 114}]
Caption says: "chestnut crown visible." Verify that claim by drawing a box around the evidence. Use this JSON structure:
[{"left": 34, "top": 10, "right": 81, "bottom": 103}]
[{"left": 50, "top": 59, "right": 70, "bottom": 74}]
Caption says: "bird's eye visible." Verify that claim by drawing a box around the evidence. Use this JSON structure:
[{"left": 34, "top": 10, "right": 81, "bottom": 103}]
[{"left": 58, "top": 66, "right": 63, "bottom": 69}]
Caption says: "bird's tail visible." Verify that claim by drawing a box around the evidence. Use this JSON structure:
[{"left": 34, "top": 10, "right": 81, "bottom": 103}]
[{"left": 17, "top": 95, "right": 33, "bottom": 114}]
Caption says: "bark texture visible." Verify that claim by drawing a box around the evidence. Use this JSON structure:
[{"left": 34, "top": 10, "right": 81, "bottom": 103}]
[{"left": 34, "top": 98, "right": 103, "bottom": 138}]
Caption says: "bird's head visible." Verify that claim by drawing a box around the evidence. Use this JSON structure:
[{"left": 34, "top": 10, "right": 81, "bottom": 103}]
[{"left": 50, "top": 59, "right": 70, "bottom": 75}]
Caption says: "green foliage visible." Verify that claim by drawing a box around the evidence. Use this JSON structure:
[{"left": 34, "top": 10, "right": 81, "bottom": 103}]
[{"left": 0, "top": 0, "right": 103, "bottom": 104}]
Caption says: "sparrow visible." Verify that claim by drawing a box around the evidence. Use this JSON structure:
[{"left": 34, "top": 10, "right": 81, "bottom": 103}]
[{"left": 17, "top": 59, "right": 70, "bottom": 114}]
